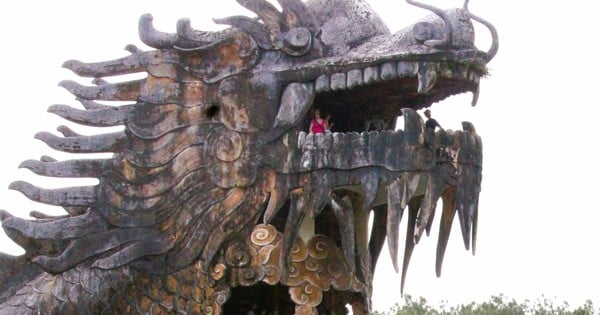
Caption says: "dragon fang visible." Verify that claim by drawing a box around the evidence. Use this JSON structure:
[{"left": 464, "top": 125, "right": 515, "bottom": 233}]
[{"left": 0, "top": 0, "right": 497, "bottom": 314}]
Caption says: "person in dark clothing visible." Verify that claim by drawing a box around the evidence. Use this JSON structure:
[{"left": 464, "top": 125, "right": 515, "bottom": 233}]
[{"left": 424, "top": 109, "right": 442, "bottom": 131}]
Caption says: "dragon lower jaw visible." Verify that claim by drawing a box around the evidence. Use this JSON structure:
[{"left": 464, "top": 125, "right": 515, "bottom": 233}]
[{"left": 264, "top": 105, "right": 481, "bottom": 297}]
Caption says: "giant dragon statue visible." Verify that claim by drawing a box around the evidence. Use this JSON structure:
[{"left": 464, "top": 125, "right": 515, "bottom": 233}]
[{"left": 0, "top": 0, "right": 497, "bottom": 314}]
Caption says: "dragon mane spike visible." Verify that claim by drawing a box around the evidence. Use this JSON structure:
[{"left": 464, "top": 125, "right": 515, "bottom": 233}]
[
  {"left": 236, "top": 0, "right": 284, "bottom": 34},
  {"left": 174, "top": 18, "right": 231, "bottom": 49},
  {"left": 138, "top": 13, "right": 178, "bottom": 48},
  {"left": 463, "top": 0, "right": 499, "bottom": 61},
  {"left": 9, "top": 181, "right": 97, "bottom": 207},
  {"left": 213, "top": 16, "right": 276, "bottom": 50},
  {"left": 405, "top": 0, "right": 453, "bottom": 49},
  {"left": 277, "top": 0, "right": 319, "bottom": 30},
  {"left": 176, "top": 18, "right": 196, "bottom": 41}
]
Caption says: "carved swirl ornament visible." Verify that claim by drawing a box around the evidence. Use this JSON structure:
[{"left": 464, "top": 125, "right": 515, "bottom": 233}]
[{"left": 213, "top": 224, "right": 364, "bottom": 312}]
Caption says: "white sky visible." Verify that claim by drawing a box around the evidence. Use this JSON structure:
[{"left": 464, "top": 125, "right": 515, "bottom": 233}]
[{"left": 1, "top": 0, "right": 599, "bottom": 312}]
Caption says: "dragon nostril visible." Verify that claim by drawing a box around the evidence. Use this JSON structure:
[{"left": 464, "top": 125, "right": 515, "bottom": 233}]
[{"left": 205, "top": 104, "right": 220, "bottom": 118}]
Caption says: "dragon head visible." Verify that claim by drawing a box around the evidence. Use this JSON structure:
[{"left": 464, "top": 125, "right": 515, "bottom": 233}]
[{"left": 0, "top": 0, "right": 497, "bottom": 312}]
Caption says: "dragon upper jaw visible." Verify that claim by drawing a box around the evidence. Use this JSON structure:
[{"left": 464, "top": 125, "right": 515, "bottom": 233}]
[{"left": 273, "top": 53, "right": 484, "bottom": 135}]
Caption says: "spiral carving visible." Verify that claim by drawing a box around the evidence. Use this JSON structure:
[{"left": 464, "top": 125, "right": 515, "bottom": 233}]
[
  {"left": 290, "top": 282, "right": 322, "bottom": 307},
  {"left": 307, "top": 235, "right": 331, "bottom": 260},
  {"left": 213, "top": 289, "right": 230, "bottom": 306},
  {"left": 251, "top": 224, "right": 277, "bottom": 246},
  {"left": 327, "top": 260, "right": 344, "bottom": 279},
  {"left": 263, "top": 265, "right": 280, "bottom": 285},
  {"left": 291, "top": 239, "right": 308, "bottom": 262},
  {"left": 222, "top": 225, "right": 364, "bottom": 312},
  {"left": 211, "top": 263, "right": 227, "bottom": 281},
  {"left": 238, "top": 267, "right": 265, "bottom": 286},
  {"left": 225, "top": 241, "right": 252, "bottom": 267},
  {"left": 212, "top": 130, "right": 243, "bottom": 162}
]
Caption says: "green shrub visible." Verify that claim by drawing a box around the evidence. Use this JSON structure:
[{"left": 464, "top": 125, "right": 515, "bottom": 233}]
[{"left": 373, "top": 294, "right": 597, "bottom": 315}]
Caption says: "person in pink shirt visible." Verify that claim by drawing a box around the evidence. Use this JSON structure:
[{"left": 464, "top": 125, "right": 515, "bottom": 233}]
[{"left": 310, "top": 109, "right": 333, "bottom": 134}]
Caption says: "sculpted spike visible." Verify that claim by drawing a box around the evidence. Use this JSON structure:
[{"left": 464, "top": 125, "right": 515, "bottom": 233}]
[
  {"left": 471, "top": 83, "right": 480, "bottom": 106},
  {"left": 91, "top": 235, "right": 174, "bottom": 270},
  {"left": 308, "top": 171, "right": 334, "bottom": 218},
  {"left": 62, "top": 56, "right": 144, "bottom": 78},
  {"left": 436, "top": 187, "right": 457, "bottom": 277},
  {"left": 386, "top": 178, "right": 405, "bottom": 273},
  {"left": 274, "top": 82, "right": 315, "bottom": 129},
  {"left": 455, "top": 122, "right": 482, "bottom": 250},
  {"left": 415, "top": 164, "right": 455, "bottom": 243},
  {"left": 417, "top": 62, "right": 438, "bottom": 94},
  {"left": 360, "top": 171, "right": 380, "bottom": 212},
  {"left": 56, "top": 125, "right": 81, "bottom": 137},
  {"left": 77, "top": 98, "right": 110, "bottom": 110},
  {"left": 464, "top": 0, "right": 499, "bottom": 61},
  {"left": 263, "top": 173, "right": 289, "bottom": 223},
  {"left": 34, "top": 131, "right": 126, "bottom": 153},
  {"left": 176, "top": 18, "right": 196, "bottom": 41},
  {"left": 138, "top": 13, "right": 177, "bottom": 48},
  {"left": 402, "top": 172, "right": 422, "bottom": 209},
  {"left": 401, "top": 195, "right": 422, "bottom": 294},
  {"left": 279, "top": 194, "right": 307, "bottom": 281},
  {"left": 19, "top": 158, "right": 106, "bottom": 178},
  {"left": 33, "top": 228, "right": 155, "bottom": 273},
  {"left": 174, "top": 18, "right": 234, "bottom": 49},
  {"left": 48, "top": 104, "right": 132, "bottom": 127},
  {"left": 236, "top": 0, "right": 283, "bottom": 34},
  {"left": 277, "top": 0, "right": 318, "bottom": 30},
  {"left": 214, "top": 15, "right": 275, "bottom": 49},
  {"left": 124, "top": 44, "right": 143, "bottom": 54},
  {"left": 330, "top": 193, "right": 356, "bottom": 274},
  {"left": 9, "top": 181, "right": 97, "bottom": 207},
  {"left": 59, "top": 80, "right": 143, "bottom": 102},
  {"left": 1, "top": 212, "right": 106, "bottom": 241},
  {"left": 369, "top": 205, "right": 387, "bottom": 270}
]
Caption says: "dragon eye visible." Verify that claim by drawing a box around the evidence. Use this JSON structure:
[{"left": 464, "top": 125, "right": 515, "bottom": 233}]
[{"left": 281, "top": 27, "right": 312, "bottom": 56}]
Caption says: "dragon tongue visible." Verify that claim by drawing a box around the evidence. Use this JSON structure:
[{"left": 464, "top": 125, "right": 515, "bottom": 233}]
[{"left": 273, "top": 82, "right": 315, "bottom": 128}]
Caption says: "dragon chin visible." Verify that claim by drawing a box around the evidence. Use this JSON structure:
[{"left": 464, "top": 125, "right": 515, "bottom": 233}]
[{"left": 0, "top": 0, "right": 495, "bottom": 314}]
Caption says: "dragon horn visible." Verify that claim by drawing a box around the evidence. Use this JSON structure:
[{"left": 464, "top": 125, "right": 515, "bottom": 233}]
[{"left": 463, "top": 0, "right": 499, "bottom": 62}]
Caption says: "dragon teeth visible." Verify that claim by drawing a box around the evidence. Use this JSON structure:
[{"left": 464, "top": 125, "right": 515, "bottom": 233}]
[
  {"left": 363, "top": 66, "right": 380, "bottom": 84},
  {"left": 417, "top": 62, "right": 437, "bottom": 94},
  {"left": 273, "top": 82, "right": 315, "bottom": 128},
  {"left": 315, "top": 74, "right": 330, "bottom": 92},
  {"left": 312, "top": 61, "right": 450, "bottom": 95},
  {"left": 397, "top": 61, "right": 417, "bottom": 76},
  {"left": 380, "top": 62, "right": 397, "bottom": 80},
  {"left": 330, "top": 72, "right": 346, "bottom": 91},
  {"left": 346, "top": 69, "right": 363, "bottom": 89}
]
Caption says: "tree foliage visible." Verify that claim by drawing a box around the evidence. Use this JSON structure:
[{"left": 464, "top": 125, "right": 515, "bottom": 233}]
[{"left": 373, "top": 294, "right": 597, "bottom": 315}]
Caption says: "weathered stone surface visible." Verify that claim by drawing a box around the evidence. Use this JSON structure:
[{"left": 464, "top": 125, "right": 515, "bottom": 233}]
[{"left": 0, "top": 0, "right": 497, "bottom": 314}]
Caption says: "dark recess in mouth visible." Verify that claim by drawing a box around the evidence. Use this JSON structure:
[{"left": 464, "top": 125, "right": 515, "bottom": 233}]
[{"left": 310, "top": 75, "right": 476, "bottom": 133}]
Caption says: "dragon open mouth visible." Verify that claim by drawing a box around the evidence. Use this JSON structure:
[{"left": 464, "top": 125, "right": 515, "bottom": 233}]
[
  {"left": 265, "top": 56, "right": 484, "bottom": 294},
  {"left": 307, "top": 59, "right": 481, "bottom": 132}
]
